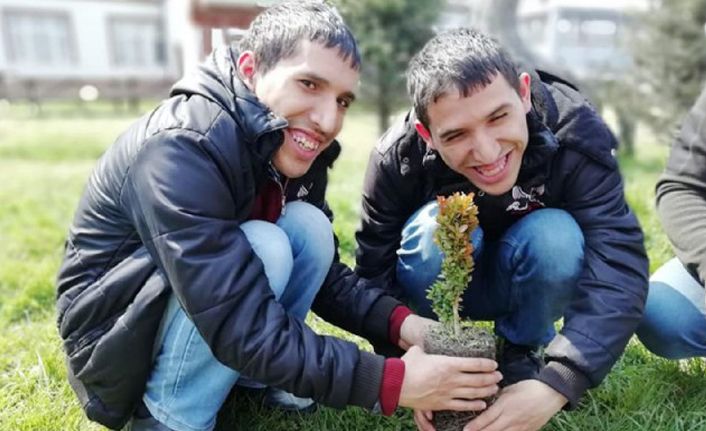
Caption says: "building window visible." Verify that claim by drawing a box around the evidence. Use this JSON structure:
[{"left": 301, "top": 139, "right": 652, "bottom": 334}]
[
  {"left": 2, "top": 9, "right": 76, "bottom": 66},
  {"left": 108, "top": 16, "right": 165, "bottom": 68}
]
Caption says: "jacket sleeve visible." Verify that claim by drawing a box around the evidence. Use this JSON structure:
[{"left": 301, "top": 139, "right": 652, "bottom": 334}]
[
  {"left": 355, "top": 121, "right": 424, "bottom": 290},
  {"left": 539, "top": 146, "right": 649, "bottom": 408},
  {"left": 313, "top": 257, "right": 405, "bottom": 347},
  {"left": 656, "top": 87, "right": 706, "bottom": 285},
  {"left": 119, "top": 129, "right": 384, "bottom": 410},
  {"left": 300, "top": 170, "right": 404, "bottom": 347}
]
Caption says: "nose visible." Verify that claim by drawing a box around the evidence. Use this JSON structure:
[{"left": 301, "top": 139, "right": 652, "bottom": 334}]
[
  {"left": 310, "top": 97, "right": 341, "bottom": 137},
  {"left": 472, "top": 132, "right": 501, "bottom": 164}
]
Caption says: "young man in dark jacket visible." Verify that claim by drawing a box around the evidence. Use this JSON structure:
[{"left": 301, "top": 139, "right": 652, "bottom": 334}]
[
  {"left": 637, "top": 87, "right": 706, "bottom": 360},
  {"left": 55, "top": 4, "right": 503, "bottom": 431},
  {"left": 355, "top": 28, "right": 649, "bottom": 431}
]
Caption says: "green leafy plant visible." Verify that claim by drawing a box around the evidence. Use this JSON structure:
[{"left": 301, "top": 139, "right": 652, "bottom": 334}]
[{"left": 426, "top": 192, "right": 479, "bottom": 337}]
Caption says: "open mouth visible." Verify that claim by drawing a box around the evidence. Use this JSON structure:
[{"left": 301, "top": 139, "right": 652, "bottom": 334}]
[
  {"left": 289, "top": 129, "right": 321, "bottom": 153},
  {"left": 473, "top": 152, "right": 509, "bottom": 179}
]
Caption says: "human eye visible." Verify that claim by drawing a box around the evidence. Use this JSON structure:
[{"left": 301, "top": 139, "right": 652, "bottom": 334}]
[
  {"left": 299, "top": 79, "right": 317, "bottom": 90},
  {"left": 490, "top": 112, "right": 508, "bottom": 123},
  {"left": 337, "top": 97, "right": 352, "bottom": 109},
  {"left": 443, "top": 132, "right": 464, "bottom": 144}
]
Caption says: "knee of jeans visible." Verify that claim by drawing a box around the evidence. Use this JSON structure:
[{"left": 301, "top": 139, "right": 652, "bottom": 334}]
[
  {"left": 240, "top": 220, "right": 293, "bottom": 299},
  {"left": 637, "top": 324, "right": 689, "bottom": 360},
  {"left": 637, "top": 321, "right": 696, "bottom": 360},
  {"left": 397, "top": 202, "right": 442, "bottom": 293},
  {"left": 512, "top": 209, "right": 584, "bottom": 286},
  {"left": 397, "top": 201, "right": 484, "bottom": 294},
  {"left": 281, "top": 201, "right": 334, "bottom": 266},
  {"left": 637, "top": 281, "right": 706, "bottom": 360}
]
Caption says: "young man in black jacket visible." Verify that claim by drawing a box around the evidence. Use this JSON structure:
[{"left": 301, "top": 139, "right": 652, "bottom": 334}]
[
  {"left": 55, "top": 4, "right": 502, "bottom": 431},
  {"left": 637, "top": 87, "right": 706, "bottom": 360},
  {"left": 355, "top": 28, "right": 649, "bottom": 431}
]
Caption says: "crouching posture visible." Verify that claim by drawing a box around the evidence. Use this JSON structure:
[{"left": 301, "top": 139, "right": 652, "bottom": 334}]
[
  {"left": 355, "top": 29, "right": 649, "bottom": 431},
  {"left": 637, "top": 86, "right": 706, "bottom": 361},
  {"left": 56, "top": 4, "right": 501, "bottom": 431}
]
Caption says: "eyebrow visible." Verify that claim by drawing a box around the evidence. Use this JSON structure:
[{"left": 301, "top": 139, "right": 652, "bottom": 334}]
[
  {"left": 301, "top": 72, "right": 357, "bottom": 102},
  {"left": 439, "top": 128, "right": 465, "bottom": 141},
  {"left": 487, "top": 103, "right": 511, "bottom": 118},
  {"left": 437, "top": 102, "right": 512, "bottom": 140}
]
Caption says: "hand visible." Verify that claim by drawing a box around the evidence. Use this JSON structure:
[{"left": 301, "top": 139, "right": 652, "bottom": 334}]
[
  {"left": 414, "top": 409, "right": 435, "bottom": 431},
  {"left": 399, "top": 346, "right": 502, "bottom": 411},
  {"left": 399, "top": 314, "right": 438, "bottom": 350},
  {"left": 463, "top": 380, "right": 567, "bottom": 431}
]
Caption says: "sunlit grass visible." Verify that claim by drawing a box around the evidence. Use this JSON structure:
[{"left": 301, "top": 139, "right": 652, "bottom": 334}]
[{"left": 1, "top": 108, "right": 705, "bottom": 430}]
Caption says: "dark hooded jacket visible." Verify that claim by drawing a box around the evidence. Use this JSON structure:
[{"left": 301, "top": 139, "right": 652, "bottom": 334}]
[
  {"left": 355, "top": 71, "right": 649, "bottom": 408},
  {"left": 56, "top": 47, "right": 400, "bottom": 430}
]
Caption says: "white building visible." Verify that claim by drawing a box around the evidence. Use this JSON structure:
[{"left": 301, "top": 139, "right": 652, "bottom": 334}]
[
  {"left": 170, "top": 0, "right": 281, "bottom": 79},
  {"left": 437, "top": 0, "right": 494, "bottom": 33},
  {"left": 0, "top": 0, "right": 274, "bottom": 102},
  {"left": 436, "top": 0, "right": 652, "bottom": 83},
  {"left": 0, "top": 0, "right": 177, "bottom": 100},
  {"left": 517, "top": 0, "right": 651, "bottom": 81}
]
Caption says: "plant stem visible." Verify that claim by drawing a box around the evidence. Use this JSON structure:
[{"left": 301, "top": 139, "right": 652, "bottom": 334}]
[{"left": 453, "top": 300, "right": 460, "bottom": 337}]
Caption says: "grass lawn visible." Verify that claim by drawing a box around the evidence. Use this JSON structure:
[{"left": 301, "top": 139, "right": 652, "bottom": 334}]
[{"left": 1, "top": 102, "right": 705, "bottom": 431}]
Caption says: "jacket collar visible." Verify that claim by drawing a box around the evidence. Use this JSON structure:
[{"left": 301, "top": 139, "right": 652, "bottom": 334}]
[{"left": 518, "top": 73, "right": 560, "bottom": 180}]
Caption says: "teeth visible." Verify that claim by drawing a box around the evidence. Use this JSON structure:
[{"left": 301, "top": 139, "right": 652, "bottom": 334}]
[
  {"left": 475, "top": 154, "right": 507, "bottom": 177},
  {"left": 293, "top": 135, "right": 318, "bottom": 151}
]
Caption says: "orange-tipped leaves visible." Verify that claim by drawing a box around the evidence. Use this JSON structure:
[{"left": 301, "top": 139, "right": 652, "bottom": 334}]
[{"left": 427, "top": 192, "right": 479, "bottom": 335}]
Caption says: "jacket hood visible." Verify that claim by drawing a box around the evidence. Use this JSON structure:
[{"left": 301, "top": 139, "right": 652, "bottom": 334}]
[
  {"left": 519, "top": 71, "right": 561, "bottom": 180},
  {"left": 170, "top": 46, "right": 287, "bottom": 153}
]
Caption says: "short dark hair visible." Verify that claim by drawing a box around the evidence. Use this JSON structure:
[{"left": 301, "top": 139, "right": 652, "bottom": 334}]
[
  {"left": 407, "top": 28, "right": 520, "bottom": 129},
  {"left": 238, "top": 0, "right": 360, "bottom": 74}
]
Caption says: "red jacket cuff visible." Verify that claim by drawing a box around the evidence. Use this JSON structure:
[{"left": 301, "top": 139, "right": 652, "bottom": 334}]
[
  {"left": 388, "top": 305, "right": 413, "bottom": 346},
  {"left": 380, "top": 358, "right": 405, "bottom": 416}
]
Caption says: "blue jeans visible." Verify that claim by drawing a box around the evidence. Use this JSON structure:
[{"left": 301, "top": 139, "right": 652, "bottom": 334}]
[
  {"left": 637, "top": 257, "right": 706, "bottom": 359},
  {"left": 397, "top": 202, "right": 584, "bottom": 347},
  {"left": 142, "top": 201, "right": 334, "bottom": 431}
]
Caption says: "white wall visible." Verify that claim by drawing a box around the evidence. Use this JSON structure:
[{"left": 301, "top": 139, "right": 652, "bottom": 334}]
[
  {"left": 165, "top": 0, "right": 202, "bottom": 78},
  {"left": 519, "top": 0, "right": 650, "bottom": 15},
  {"left": 0, "top": 0, "right": 177, "bottom": 80}
]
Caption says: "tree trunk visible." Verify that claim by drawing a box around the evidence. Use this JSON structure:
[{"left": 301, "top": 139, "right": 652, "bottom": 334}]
[
  {"left": 377, "top": 74, "right": 391, "bottom": 134},
  {"left": 486, "top": 0, "right": 535, "bottom": 65},
  {"left": 618, "top": 109, "right": 636, "bottom": 157}
]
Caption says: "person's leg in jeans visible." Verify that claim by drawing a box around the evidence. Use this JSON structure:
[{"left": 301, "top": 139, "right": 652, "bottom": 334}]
[
  {"left": 258, "top": 202, "right": 335, "bottom": 409},
  {"left": 137, "top": 202, "right": 334, "bottom": 431},
  {"left": 637, "top": 257, "right": 706, "bottom": 359},
  {"left": 396, "top": 201, "right": 485, "bottom": 319},
  {"left": 487, "top": 208, "right": 583, "bottom": 347},
  {"left": 397, "top": 202, "right": 584, "bottom": 383}
]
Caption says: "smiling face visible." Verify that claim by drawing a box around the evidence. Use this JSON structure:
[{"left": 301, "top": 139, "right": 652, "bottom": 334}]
[
  {"left": 416, "top": 73, "right": 533, "bottom": 196},
  {"left": 238, "top": 40, "right": 359, "bottom": 179}
]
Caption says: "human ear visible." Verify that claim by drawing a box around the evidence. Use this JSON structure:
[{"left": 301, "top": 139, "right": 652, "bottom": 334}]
[
  {"left": 415, "top": 120, "right": 435, "bottom": 150},
  {"left": 518, "top": 72, "right": 532, "bottom": 113},
  {"left": 237, "top": 51, "right": 257, "bottom": 89}
]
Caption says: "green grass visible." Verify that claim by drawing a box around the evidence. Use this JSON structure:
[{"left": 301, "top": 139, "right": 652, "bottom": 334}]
[{"left": 1, "top": 104, "right": 704, "bottom": 431}]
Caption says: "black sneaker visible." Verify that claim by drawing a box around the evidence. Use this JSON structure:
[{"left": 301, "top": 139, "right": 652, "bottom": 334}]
[
  {"left": 235, "top": 375, "right": 268, "bottom": 402},
  {"left": 498, "top": 340, "right": 545, "bottom": 387},
  {"left": 123, "top": 402, "right": 176, "bottom": 431}
]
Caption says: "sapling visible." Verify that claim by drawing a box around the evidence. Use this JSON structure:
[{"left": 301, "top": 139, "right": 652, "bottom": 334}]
[
  {"left": 426, "top": 191, "right": 479, "bottom": 337},
  {"left": 423, "top": 192, "right": 496, "bottom": 431}
]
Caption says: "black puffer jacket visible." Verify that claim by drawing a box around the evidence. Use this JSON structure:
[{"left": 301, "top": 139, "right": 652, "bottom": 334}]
[
  {"left": 356, "top": 71, "right": 649, "bottom": 407},
  {"left": 56, "top": 47, "right": 399, "bottom": 430}
]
